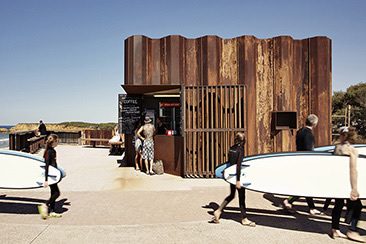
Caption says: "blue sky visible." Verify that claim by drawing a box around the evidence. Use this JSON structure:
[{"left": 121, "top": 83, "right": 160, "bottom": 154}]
[{"left": 0, "top": 0, "right": 365, "bottom": 125}]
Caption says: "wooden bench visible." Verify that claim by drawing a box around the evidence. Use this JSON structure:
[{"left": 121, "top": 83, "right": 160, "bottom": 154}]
[
  {"left": 27, "top": 135, "right": 46, "bottom": 153},
  {"left": 109, "top": 141, "right": 124, "bottom": 155},
  {"left": 81, "top": 138, "right": 110, "bottom": 148}
]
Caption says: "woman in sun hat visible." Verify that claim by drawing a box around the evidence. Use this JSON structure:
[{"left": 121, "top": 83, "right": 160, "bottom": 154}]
[{"left": 137, "top": 116, "right": 155, "bottom": 175}]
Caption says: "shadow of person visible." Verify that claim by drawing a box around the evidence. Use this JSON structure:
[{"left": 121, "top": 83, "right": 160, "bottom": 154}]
[
  {"left": 202, "top": 201, "right": 366, "bottom": 235},
  {"left": 202, "top": 202, "right": 245, "bottom": 224},
  {"left": 0, "top": 195, "right": 70, "bottom": 215}
]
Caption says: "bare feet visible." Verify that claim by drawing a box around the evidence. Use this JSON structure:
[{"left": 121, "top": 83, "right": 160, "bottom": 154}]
[
  {"left": 309, "top": 208, "right": 323, "bottom": 215},
  {"left": 211, "top": 210, "right": 221, "bottom": 223},
  {"left": 241, "top": 218, "right": 256, "bottom": 227},
  {"left": 329, "top": 229, "right": 347, "bottom": 239},
  {"left": 347, "top": 231, "right": 366, "bottom": 243},
  {"left": 282, "top": 199, "right": 295, "bottom": 213}
]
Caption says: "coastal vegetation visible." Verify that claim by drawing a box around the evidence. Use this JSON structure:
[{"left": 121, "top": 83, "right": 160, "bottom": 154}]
[
  {"left": 10, "top": 122, "right": 117, "bottom": 133},
  {"left": 333, "top": 82, "right": 366, "bottom": 143}
]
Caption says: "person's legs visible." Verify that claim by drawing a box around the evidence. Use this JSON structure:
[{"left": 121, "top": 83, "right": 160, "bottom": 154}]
[
  {"left": 306, "top": 197, "right": 315, "bottom": 209},
  {"left": 283, "top": 196, "right": 298, "bottom": 210},
  {"left": 213, "top": 184, "right": 236, "bottom": 222},
  {"left": 139, "top": 152, "right": 143, "bottom": 170},
  {"left": 142, "top": 144, "right": 149, "bottom": 174},
  {"left": 135, "top": 152, "right": 140, "bottom": 170},
  {"left": 46, "top": 184, "right": 60, "bottom": 213},
  {"left": 323, "top": 198, "right": 332, "bottom": 211},
  {"left": 237, "top": 188, "right": 247, "bottom": 219},
  {"left": 149, "top": 159, "right": 153, "bottom": 174},
  {"left": 306, "top": 197, "right": 322, "bottom": 215},
  {"left": 346, "top": 199, "right": 362, "bottom": 231},
  {"left": 149, "top": 140, "right": 154, "bottom": 174},
  {"left": 288, "top": 196, "right": 299, "bottom": 204},
  {"left": 144, "top": 159, "right": 149, "bottom": 174},
  {"left": 330, "top": 198, "right": 346, "bottom": 238},
  {"left": 237, "top": 188, "right": 255, "bottom": 227},
  {"left": 345, "top": 199, "right": 365, "bottom": 242}
]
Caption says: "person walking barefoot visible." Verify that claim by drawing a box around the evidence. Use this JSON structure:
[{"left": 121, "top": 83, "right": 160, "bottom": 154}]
[
  {"left": 212, "top": 132, "right": 255, "bottom": 227},
  {"left": 38, "top": 134, "right": 62, "bottom": 219},
  {"left": 330, "top": 127, "right": 365, "bottom": 243}
]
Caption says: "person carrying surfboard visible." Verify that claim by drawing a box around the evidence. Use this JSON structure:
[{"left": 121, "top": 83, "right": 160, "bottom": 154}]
[
  {"left": 282, "top": 114, "right": 323, "bottom": 215},
  {"left": 212, "top": 132, "right": 256, "bottom": 227},
  {"left": 330, "top": 127, "right": 365, "bottom": 243},
  {"left": 38, "top": 134, "right": 62, "bottom": 219}
]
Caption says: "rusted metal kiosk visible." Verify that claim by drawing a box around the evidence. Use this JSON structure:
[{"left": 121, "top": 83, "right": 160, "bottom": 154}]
[{"left": 122, "top": 35, "right": 332, "bottom": 178}]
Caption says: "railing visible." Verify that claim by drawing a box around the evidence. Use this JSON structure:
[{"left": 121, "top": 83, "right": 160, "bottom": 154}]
[
  {"left": 9, "top": 130, "right": 82, "bottom": 153},
  {"left": 9, "top": 130, "right": 43, "bottom": 152},
  {"left": 9, "top": 129, "right": 116, "bottom": 152},
  {"left": 49, "top": 131, "right": 81, "bottom": 144}
]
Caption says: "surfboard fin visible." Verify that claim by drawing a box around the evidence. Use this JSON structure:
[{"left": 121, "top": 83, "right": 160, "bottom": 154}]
[{"left": 41, "top": 173, "right": 57, "bottom": 179}]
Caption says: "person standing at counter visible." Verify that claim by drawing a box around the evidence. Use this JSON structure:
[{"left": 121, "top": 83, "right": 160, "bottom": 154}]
[
  {"left": 156, "top": 117, "right": 167, "bottom": 135},
  {"left": 137, "top": 116, "right": 155, "bottom": 175}
]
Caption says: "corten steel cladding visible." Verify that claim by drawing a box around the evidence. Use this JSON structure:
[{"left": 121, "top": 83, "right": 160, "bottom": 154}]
[{"left": 124, "top": 35, "right": 332, "bottom": 177}]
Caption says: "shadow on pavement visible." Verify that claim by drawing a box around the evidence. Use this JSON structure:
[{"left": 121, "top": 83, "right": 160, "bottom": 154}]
[
  {"left": 0, "top": 195, "right": 70, "bottom": 215},
  {"left": 203, "top": 196, "right": 366, "bottom": 236}
]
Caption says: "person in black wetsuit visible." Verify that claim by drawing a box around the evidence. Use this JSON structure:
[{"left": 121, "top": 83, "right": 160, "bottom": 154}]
[
  {"left": 282, "top": 114, "right": 323, "bottom": 215},
  {"left": 212, "top": 132, "right": 255, "bottom": 227},
  {"left": 37, "top": 134, "right": 62, "bottom": 219}
]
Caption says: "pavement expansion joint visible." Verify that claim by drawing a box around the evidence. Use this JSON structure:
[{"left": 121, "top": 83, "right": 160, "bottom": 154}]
[{"left": 29, "top": 224, "right": 50, "bottom": 244}]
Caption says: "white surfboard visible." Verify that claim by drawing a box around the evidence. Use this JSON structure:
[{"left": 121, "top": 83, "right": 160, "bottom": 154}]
[
  {"left": 0, "top": 150, "right": 62, "bottom": 189},
  {"left": 224, "top": 152, "right": 366, "bottom": 199},
  {"left": 215, "top": 144, "right": 366, "bottom": 179}
]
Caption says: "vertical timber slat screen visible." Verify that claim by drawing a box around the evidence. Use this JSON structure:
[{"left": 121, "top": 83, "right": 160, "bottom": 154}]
[{"left": 184, "top": 85, "right": 245, "bottom": 178}]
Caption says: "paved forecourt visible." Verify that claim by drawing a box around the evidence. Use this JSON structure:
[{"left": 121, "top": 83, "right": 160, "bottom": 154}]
[{"left": 0, "top": 145, "right": 365, "bottom": 243}]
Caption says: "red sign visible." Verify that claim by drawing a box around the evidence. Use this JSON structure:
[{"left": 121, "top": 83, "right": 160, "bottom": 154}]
[{"left": 159, "top": 102, "right": 180, "bottom": 108}]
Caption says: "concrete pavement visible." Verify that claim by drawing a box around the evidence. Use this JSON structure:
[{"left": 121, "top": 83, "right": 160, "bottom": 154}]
[{"left": 0, "top": 145, "right": 365, "bottom": 243}]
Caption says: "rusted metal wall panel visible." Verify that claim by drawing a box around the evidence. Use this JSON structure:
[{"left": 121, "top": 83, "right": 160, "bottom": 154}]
[
  {"left": 293, "top": 39, "right": 310, "bottom": 139},
  {"left": 220, "top": 38, "right": 238, "bottom": 85},
  {"left": 310, "top": 37, "right": 332, "bottom": 147},
  {"left": 256, "top": 38, "right": 274, "bottom": 154},
  {"left": 184, "top": 39, "right": 199, "bottom": 86},
  {"left": 150, "top": 39, "right": 161, "bottom": 85},
  {"left": 273, "top": 36, "right": 295, "bottom": 152},
  {"left": 240, "top": 36, "right": 258, "bottom": 156},
  {"left": 202, "top": 36, "right": 221, "bottom": 85}
]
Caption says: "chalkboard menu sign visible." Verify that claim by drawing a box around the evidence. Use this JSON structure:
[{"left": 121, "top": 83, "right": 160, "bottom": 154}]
[{"left": 120, "top": 95, "right": 142, "bottom": 135}]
